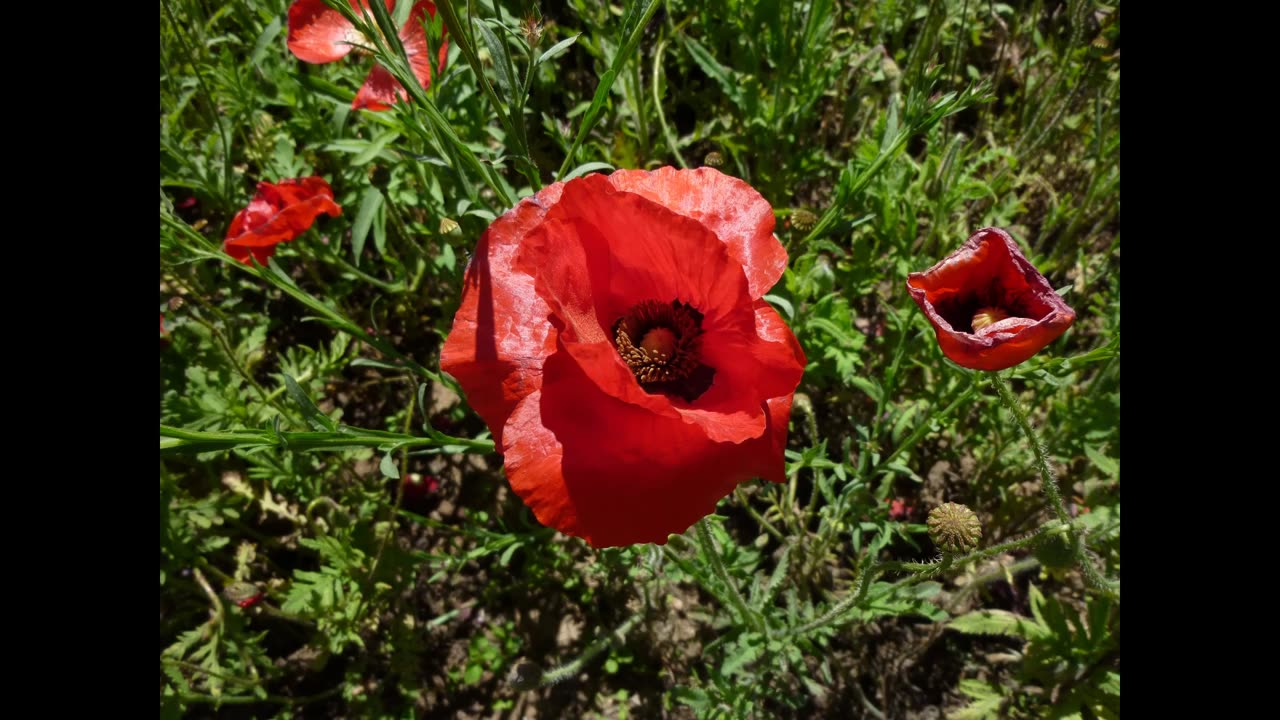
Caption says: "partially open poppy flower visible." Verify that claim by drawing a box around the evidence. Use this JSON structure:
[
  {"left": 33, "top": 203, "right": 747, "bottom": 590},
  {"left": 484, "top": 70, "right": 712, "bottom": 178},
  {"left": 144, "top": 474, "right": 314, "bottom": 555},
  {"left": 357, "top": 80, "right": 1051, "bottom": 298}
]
[
  {"left": 223, "top": 177, "right": 342, "bottom": 264},
  {"left": 441, "top": 168, "right": 805, "bottom": 548},
  {"left": 906, "top": 227, "right": 1075, "bottom": 371},
  {"left": 287, "top": 0, "right": 448, "bottom": 111}
]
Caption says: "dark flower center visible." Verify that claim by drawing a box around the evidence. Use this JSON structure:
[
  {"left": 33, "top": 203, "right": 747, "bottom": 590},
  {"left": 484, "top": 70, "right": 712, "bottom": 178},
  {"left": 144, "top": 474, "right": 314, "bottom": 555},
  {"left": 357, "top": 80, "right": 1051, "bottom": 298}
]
[
  {"left": 613, "top": 300, "right": 715, "bottom": 402},
  {"left": 935, "top": 279, "right": 1034, "bottom": 334}
]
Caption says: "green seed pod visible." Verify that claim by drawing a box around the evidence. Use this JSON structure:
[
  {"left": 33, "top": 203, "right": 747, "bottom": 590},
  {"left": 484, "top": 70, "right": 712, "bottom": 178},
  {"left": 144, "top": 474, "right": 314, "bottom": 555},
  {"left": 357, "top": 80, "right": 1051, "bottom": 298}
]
[
  {"left": 790, "top": 209, "right": 818, "bottom": 232},
  {"left": 927, "top": 503, "right": 982, "bottom": 554}
]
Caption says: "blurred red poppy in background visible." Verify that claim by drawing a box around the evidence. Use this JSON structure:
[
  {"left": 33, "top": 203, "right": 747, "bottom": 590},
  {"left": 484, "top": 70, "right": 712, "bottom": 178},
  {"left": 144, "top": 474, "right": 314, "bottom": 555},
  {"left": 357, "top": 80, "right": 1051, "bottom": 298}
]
[
  {"left": 287, "top": 0, "right": 448, "bottom": 111},
  {"left": 906, "top": 227, "right": 1075, "bottom": 371},
  {"left": 223, "top": 177, "right": 342, "bottom": 264},
  {"left": 442, "top": 168, "right": 805, "bottom": 548}
]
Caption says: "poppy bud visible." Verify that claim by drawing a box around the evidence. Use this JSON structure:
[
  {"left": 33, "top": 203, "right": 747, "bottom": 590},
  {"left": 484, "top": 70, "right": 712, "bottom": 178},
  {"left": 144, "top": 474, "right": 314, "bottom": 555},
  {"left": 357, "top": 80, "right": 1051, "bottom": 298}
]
[
  {"left": 789, "top": 209, "right": 817, "bottom": 232},
  {"left": 927, "top": 503, "right": 982, "bottom": 554}
]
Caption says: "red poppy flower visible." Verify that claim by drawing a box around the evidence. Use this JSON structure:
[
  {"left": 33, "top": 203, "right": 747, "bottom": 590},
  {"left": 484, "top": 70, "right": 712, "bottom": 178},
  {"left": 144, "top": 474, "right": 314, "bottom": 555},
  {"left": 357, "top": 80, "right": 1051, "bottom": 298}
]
[
  {"left": 441, "top": 168, "right": 805, "bottom": 548},
  {"left": 287, "top": 0, "right": 448, "bottom": 111},
  {"left": 223, "top": 177, "right": 342, "bottom": 264},
  {"left": 906, "top": 227, "right": 1075, "bottom": 371},
  {"left": 888, "top": 498, "right": 913, "bottom": 521}
]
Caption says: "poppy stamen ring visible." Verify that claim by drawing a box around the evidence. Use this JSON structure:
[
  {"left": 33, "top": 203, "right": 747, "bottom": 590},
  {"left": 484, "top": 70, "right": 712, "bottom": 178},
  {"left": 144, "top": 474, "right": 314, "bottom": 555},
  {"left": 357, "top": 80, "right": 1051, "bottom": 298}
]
[{"left": 614, "top": 300, "right": 703, "bottom": 385}]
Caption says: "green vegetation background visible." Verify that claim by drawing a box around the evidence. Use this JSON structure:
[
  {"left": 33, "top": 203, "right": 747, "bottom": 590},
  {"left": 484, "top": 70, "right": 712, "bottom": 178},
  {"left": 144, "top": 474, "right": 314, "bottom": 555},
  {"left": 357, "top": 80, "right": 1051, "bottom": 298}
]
[{"left": 160, "top": 0, "right": 1119, "bottom": 717}]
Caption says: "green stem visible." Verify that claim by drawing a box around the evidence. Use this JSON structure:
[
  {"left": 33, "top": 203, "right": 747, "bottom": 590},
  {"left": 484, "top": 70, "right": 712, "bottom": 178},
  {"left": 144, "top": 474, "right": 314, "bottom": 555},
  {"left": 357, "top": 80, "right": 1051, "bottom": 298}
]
[
  {"left": 174, "top": 686, "right": 342, "bottom": 706},
  {"left": 989, "top": 373, "right": 1069, "bottom": 525},
  {"left": 320, "top": 247, "right": 405, "bottom": 294},
  {"left": 537, "top": 611, "right": 644, "bottom": 686},
  {"left": 989, "top": 372, "right": 1120, "bottom": 599},
  {"left": 162, "top": 212, "right": 453, "bottom": 389},
  {"left": 651, "top": 39, "right": 688, "bottom": 168},
  {"left": 694, "top": 519, "right": 764, "bottom": 633},
  {"left": 434, "top": 0, "right": 541, "bottom": 191},
  {"left": 788, "top": 518, "right": 1086, "bottom": 640},
  {"left": 160, "top": 424, "right": 495, "bottom": 456},
  {"left": 871, "top": 375, "right": 981, "bottom": 475},
  {"left": 783, "top": 558, "right": 879, "bottom": 638},
  {"left": 733, "top": 488, "right": 785, "bottom": 543}
]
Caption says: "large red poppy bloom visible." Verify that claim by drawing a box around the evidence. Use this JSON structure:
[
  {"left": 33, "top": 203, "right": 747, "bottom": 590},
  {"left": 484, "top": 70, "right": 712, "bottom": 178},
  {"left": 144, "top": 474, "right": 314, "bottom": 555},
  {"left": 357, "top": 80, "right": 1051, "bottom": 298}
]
[
  {"left": 287, "top": 0, "right": 448, "bottom": 111},
  {"left": 441, "top": 168, "right": 806, "bottom": 548},
  {"left": 906, "top": 227, "right": 1075, "bottom": 371},
  {"left": 223, "top": 177, "right": 342, "bottom": 264}
]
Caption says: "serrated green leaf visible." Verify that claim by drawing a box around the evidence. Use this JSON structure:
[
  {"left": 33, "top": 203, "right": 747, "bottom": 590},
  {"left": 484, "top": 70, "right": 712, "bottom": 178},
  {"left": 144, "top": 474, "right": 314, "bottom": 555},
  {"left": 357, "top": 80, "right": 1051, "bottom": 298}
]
[
  {"left": 721, "top": 640, "right": 763, "bottom": 676},
  {"left": 673, "top": 687, "right": 710, "bottom": 711},
  {"left": 949, "top": 609, "right": 1049, "bottom": 640},
  {"left": 848, "top": 376, "right": 883, "bottom": 404},
  {"left": 950, "top": 679, "right": 1005, "bottom": 719},
  {"left": 1083, "top": 444, "right": 1119, "bottom": 479}
]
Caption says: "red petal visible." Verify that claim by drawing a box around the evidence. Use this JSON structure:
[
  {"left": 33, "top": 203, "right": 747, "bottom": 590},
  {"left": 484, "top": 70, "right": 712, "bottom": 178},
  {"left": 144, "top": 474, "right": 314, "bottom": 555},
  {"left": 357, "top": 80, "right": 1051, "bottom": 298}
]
[
  {"left": 515, "top": 175, "right": 804, "bottom": 445},
  {"left": 287, "top": 0, "right": 372, "bottom": 64},
  {"left": 905, "top": 227, "right": 1075, "bottom": 371},
  {"left": 515, "top": 176, "right": 770, "bottom": 440},
  {"left": 607, "top": 167, "right": 786, "bottom": 298},
  {"left": 351, "top": 2, "right": 446, "bottom": 110},
  {"left": 439, "top": 184, "right": 566, "bottom": 446},
  {"left": 222, "top": 177, "right": 342, "bottom": 265},
  {"left": 352, "top": 63, "right": 403, "bottom": 111},
  {"left": 739, "top": 299, "right": 806, "bottom": 483},
  {"left": 399, "top": 1, "right": 448, "bottom": 92},
  {"left": 503, "top": 349, "right": 786, "bottom": 548}
]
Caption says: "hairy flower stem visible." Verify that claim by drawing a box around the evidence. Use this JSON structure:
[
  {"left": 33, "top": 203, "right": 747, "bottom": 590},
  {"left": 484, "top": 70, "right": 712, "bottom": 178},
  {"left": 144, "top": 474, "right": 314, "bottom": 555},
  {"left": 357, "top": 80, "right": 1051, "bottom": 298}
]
[
  {"left": 694, "top": 519, "right": 765, "bottom": 634},
  {"left": 782, "top": 558, "right": 879, "bottom": 639},
  {"left": 786, "top": 519, "right": 1086, "bottom": 640},
  {"left": 159, "top": 424, "right": 494, "bottom": 456},
  {"left": 989, "top": 372, "right": 1119, "bottom": 599},
  {"left": 536, "top": 611, "right": 644, "bottom": 687}
]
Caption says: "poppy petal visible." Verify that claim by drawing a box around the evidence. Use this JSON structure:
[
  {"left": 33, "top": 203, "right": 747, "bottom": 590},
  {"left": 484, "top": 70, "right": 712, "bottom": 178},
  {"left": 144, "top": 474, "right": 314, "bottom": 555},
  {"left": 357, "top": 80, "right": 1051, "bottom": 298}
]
[
  {"left": 352, "top": 63, "right": 404, "bottom": 111},
  {"left": 223, "top": 177, "right": 341, "bottom": 265},
  {"left": 399, "top": 1, "right": 448, "bottom": 93},
  {"left": 905, "top": 227, "right": 1076, "bottom": 371},
  {"left": 440, "top": 184, "right": 566, "bottom": 446},
  {"left": 517, "top": 175, "right": 783, "bottom": 442},
  {"left": 504, "top": 348, "right": 776, "bottom": 548},
  {"left": 287, "top": 0, "right": 369, "bottom": 64},
  {"left": 447, "top": 169, "right": 805, "bottom": 548},
  {"left": 607, "top": 167, "right": 786, "bottom": 298}
]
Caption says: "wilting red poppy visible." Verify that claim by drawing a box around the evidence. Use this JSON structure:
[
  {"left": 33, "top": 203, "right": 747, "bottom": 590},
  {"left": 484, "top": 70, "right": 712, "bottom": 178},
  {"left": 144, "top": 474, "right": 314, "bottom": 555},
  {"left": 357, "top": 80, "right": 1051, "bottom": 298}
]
[
  {"left": 223, "top": 177, "right": 342, "bottom": 264},
  {"left": 441, "top": 168, "right": 805, "bottom": 548},
  {"left": 287, "top": 0, "right": 448, "bottom": 111},
  {"left": 906, "top": 227, "right": 1075, "bottom": 371}
]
